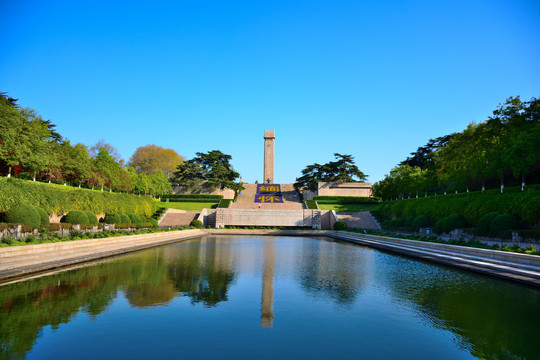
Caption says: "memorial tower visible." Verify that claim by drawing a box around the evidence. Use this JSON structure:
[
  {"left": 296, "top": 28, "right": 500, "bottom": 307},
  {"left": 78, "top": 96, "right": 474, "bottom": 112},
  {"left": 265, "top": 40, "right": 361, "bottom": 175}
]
[{"left": 263, "top": 129, "right": 275, "bottom": 184}]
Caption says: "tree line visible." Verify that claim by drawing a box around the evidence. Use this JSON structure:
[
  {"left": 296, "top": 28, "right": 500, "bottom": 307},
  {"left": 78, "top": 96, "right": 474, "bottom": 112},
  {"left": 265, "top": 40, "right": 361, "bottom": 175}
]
[
  {"left": 0, "top": 93, "right": 182, "bottom": 197},
  {"left": 373, "top": 96, "right": 540, "bottom": 200}
]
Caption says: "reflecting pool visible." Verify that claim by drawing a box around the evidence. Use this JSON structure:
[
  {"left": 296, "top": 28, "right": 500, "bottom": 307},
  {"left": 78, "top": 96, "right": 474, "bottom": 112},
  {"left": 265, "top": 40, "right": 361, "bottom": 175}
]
[{"left": 1, "top": 236, "right": 539, "bottom": 359}]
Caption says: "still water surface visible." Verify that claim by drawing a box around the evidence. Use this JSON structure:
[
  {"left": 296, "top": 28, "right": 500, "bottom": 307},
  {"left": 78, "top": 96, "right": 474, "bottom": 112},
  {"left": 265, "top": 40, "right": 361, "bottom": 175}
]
[{"left": 1, "top": 236, "right": 539, "bottom": 360}]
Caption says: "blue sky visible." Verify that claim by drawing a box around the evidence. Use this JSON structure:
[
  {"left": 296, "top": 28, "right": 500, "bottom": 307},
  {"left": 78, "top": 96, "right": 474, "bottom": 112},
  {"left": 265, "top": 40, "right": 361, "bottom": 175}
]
[{"left": 1, "top": 0, "right": 539, "bottom": 184}]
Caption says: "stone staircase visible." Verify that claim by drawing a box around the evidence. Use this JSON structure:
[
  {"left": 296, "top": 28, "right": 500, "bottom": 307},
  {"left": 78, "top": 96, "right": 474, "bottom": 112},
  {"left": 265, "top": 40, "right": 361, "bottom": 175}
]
[
  {"left": 337, "top": 211, "right": 381, "bottom": 230},
  {"left": 231, "top": 183, "right": 303, "bottom": 210},
  {"left": 159, "top": 209, "right": 199, "bottom": 227}
]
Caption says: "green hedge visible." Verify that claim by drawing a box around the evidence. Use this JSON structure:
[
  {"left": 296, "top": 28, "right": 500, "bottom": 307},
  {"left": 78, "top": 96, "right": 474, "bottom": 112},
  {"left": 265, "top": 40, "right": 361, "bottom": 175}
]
[
  {"left": 0, "top": 177, "right": 157, "bottom": 216},
  {"left": 313, "top": 196, "right": 380, "bottom": 204},
  {"left": 104, "top": 212, "right": 121, "bottom": 224},
  {"left": 146, "top": 217, "right": 158, "bottom": 227},
  {"left": 84, "top": 211, "right": 98, "bottom": 226},
  {"left": 379, "top": 189, "right": 540, "bottom": 225},
  {"left": 119, "top": 214, "right": 132, "bottom": 226},
  {"left": 218, "top": 199, "right": 232, "bottom": 208},
  {"left": 127, "top": 213, "right": 143, "bottom": 227},
  {"left": 162, "top": 194, "right": 223, "bottom": 200},
  {"left": 306, "top": 200, "right": 318, "bottom": 209},
  {"left": 163, "top": 198, "right": 222, "bottom": 203},
  {"left": 333, "top": 220, "right": 347, "bottom": 230},
  {"left": 34, "top": 206, "right": 50, "bottom": 229},
  {"left": 190, "top": 219, "right": 204, "bottom": 228},
  {"left": 5, "top": 205, "right": 41, "bottom": 229},
  {"left": 64, "top": 210, "right": 89, "bottom": 225}
]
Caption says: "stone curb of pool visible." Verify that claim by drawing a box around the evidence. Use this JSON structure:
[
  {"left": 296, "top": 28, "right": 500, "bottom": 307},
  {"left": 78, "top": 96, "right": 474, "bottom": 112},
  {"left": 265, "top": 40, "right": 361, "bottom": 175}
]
[{"left": 1, "top": 229, "right": 540, "bottom": 287}]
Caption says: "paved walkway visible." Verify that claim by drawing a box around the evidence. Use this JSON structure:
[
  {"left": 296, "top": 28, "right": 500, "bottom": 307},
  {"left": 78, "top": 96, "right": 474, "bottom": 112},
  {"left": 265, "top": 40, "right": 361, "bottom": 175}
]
[
  {"left": 337, "top": 211, "right": 380, "bottom": 230},
  {"left": 159, "top": 209, "right": 199, "bottom": 227}
]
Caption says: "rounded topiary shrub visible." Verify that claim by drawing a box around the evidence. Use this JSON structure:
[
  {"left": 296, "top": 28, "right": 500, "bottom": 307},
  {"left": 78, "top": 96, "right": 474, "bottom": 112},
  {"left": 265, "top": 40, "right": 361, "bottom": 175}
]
[
  {"left": 333, "top": 220, "right": 347, "bottom": 230},
  {"left": 412, "top": 215, "right": 431, "bottom": 231},
  {"left": 5, "top": 204, "right": 41, "bottom": 229},
  {"left": 84, "top": 211, "right": 99, "bottom": 226},
  {"left": 475, "top": 212, "right": 500, "bottom": 236},
  {"left": 405, "top": 215, "right": 416, "bottom": 227},
  {"left": 128, "top": 213, "right": 143, "bottom": 227},
  {"left": 146, "top": 217, "right": 158, "bottom": 227},
  {"left": 396, "top": 218, "right": 406, "bottom": 227},
  {"left": 64, "top": 210, "right": 89, "bottom": 225},
  {"left": 190, "top": 219, "right": 204, "bottom": 229},
  {"left": 104, "top": 212, "right": 121, "bottom": 224},
  {"left": 34, "top": 206, "right": 50, "bottom": 229},
  {"left": 381, "top": 219, "right": 390, "bottom": 229},
  {"left": 442, "top": 214, "right": 467, "bottom": 233},
  {"left": 490, "top": 214, "right": 518, "bottom": 237},
  {"left": 434, "top": 218, "right": 445, "bottom": 234},
  {"left": 119, "top": 213, "right": 132, "bottom": 226}
]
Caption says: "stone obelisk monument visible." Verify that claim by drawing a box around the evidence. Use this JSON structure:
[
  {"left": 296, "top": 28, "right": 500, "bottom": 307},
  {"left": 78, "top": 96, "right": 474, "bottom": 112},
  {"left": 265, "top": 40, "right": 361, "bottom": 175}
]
[{"left": 263, "top": 129, "right": 275, "bottom": 184}]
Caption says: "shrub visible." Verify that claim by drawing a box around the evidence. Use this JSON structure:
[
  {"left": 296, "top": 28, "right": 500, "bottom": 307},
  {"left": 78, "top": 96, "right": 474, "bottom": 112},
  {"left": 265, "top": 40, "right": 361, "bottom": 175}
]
[
  {"left": 69, "top": 230, "right": 84, "bottom": 239},
  {"left": 313, "top": 196, "right": 380, "bottom": 203},
  {"left": 127, "top": 213, "right": 143, "bottom": 227},
  {"left": 405, "top": 215, "right": 415, "bottom": 227},
  {"left": 218, "top": 199, "right": 232, "bottom": 208},
  {"left": 146, "top": 217, "right": 158, "bottom": 227},
  {"left": 491, "top": 213, "right": 518, "bottom": 237},
  {"left": 0, "top": 177, "right": 157, "bottom": 216},
  {"left": 119, "top": 213, "right": 132, "bottom": 226},
  {"left": 434, "top": 218, "right": 445, "bottom": 234},
  {"left": 163, "top": 194, "right": 223, "bottom": 200},
  {"left": 2, "top": 236, "right": 15, "bottom": 245},
  {"left": 475, "top": 212, "right": 501, "bottom": 236},
  {"left": 306, "top": 200, "right": 318, "bottom": 209},
  {"left": 64, "top": 210, "right": 89, "bottom": 225},
  {"left": 333, "top": 220, "right": 347, "bottom": 230},
  {"left": 190, "top": 220, "right": 204, "bottom": 229},
  {"left": 104, "top": 212, "right": 121, "bottom": 224},
  {"left": 396, "top": 218, "right": 406, "bottom": 227},
  {"left": 116, "top": 223, "right": 130, "bottom": 229},
  {"left": 412, "top": 215, "right": 431, "bottom": 230},
  {"left": 443, "top": 214, "right": 467, "bottom": 233},
  {"left": 49, "top": 223, "right": 73, "bottom": 231},
  {"left": 34, "top": 206, "right": 50, "bottom": 229},
  {"left": 5, "top": 204, "right": 41, "bottom": 229},
  {"left": 381, "top": 219, "right": 391, "bottom": 229},
  {"left": 84, "top": 211, "right": 98, "bottom": 226}
]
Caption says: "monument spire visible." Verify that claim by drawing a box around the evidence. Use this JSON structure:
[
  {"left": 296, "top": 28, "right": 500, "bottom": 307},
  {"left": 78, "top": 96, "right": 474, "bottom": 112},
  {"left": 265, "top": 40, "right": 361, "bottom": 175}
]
[{"left": 263, "top": 129, "right": 275, "bottom": 184}]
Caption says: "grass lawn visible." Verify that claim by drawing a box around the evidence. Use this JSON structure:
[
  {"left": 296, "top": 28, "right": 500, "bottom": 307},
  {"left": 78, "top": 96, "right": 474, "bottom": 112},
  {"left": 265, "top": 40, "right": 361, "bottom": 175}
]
[
  {"left": 157, "top": 201, "right": 219, "bottom": 211},
  {"left": 317, "top": 203, "right": 381, "bottom": 212}
]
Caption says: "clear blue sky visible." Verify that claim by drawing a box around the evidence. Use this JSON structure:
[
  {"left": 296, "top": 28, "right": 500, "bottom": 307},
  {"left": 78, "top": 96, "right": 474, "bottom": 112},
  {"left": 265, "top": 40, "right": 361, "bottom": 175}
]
[{"left": 1, "top": 0, "right": 539, "bottom": 184}]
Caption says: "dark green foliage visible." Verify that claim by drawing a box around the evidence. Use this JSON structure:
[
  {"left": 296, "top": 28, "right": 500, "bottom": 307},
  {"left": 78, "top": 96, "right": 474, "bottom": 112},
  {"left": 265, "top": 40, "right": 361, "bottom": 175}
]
[
  {"left": 119, "top": 214, "right": 131, "bottom": 226},
  {"left": 491, "top": 213, "right": 518, "bottom": 237},
  {"left": 146, "top": 217, "right": 158, "bottom": 227},
  {"left": 5, "top": 204, "right": 41, "bottom": 229},
  {"left": 306, "top": 200, "right": 318, "bottom": 209},
  {"left": 313, "top": 196, "right": 380, "bottom": 204},
  {"left": 104, "top": 212, "right": 121, "bottom": 224},
  {"left": 64, "top": 210, "right": 89, "bottom": 225},
  {"left": 475, "top": 212, "right": 501, "bottom": 236},
  {"left": 333, "top": 220, "right": 348, "bottom": 230},
  {"left": 84, "top": 211, "right": 98, "bottom": 226},
  {"left": 151, "top": 207, "right": 166, "bottom": 220},
  {"left": 34, "top": 206, "right": 49, "bottom": 229},
  {"left": 0, "top": 177, "right": 158, "bottom": 216},
  {"left": 218, "top": 199, "right": 232, "bottom": 208},
  {"left": 405, "top": 215, "right": 416, "bottom": 227},
  {"left": 396, "top": 218, "right": 406, "bottom": 226},
  {"left": 434, "top": 218, "right": 445, "bottom": 234},
  {"left": 190, "top": 219, "right": 204, "bottom": 228},
  {"left": 443, "top": 214, "right": 467, "bottom": 233},
  {"left": 411, "top": 215, "right": 431, "bottom": 230},
  {"left": 165, "top": 198, "right": 223, "bottom": 203},
  {"left": 127, "top": 213, "right": 143, "bottom": 227},
  {"left": 379, "top": 189, "right": 540, "bottom": 225},
  {"left": 163, "top": 194, "right": 223, "bottom": 200}
]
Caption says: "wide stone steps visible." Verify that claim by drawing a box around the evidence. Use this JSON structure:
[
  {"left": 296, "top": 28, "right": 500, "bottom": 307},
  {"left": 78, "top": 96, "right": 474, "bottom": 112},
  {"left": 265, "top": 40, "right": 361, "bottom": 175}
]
[
  {"left": 159, "top": 211, "right": 199, "bottom": 227},
  {"left": 337, "top": 212, "right": 380, "bottom": 230},
  {"left": 330, "top": 232, "right": 540, "bottom": 284}
]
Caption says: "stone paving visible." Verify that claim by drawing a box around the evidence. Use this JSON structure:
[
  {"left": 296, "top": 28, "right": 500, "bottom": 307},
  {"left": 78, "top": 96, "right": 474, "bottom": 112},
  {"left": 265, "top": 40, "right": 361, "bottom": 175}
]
[{"left": 231, "top": 184, "right": 303, "bottom": 209}]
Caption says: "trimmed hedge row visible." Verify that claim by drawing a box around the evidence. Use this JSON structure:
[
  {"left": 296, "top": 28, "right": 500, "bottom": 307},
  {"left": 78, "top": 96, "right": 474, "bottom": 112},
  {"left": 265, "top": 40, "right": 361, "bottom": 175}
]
[
  {"left": 163, "top": 199, "right": 222, "bottom": 203},
  {"left": 379, "top": 188, "right": 540, "bottom": 225},
  {"left": 305, "top": 200, "right": 318, "bottom": 209},
  {"left": 162, "top": 194, "right": 223, "bottom": 200},
  {"left": 313, "top": 196, "right": 380, "bottom": 204},
  {"left": 218, "top": 199, "right": 232, "bottom": 208},
  {"left": 0, "top": 177, "right": 157, "bottom": 216}
]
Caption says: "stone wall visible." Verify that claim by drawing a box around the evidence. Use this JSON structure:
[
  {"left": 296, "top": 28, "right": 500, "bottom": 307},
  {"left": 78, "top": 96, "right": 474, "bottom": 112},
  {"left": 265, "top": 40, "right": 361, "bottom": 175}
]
[
  {"left": 171, "top": 184, "right": 235, "bottom": 199},
  {"left": 317, "top": 182, "right": 372, "bottom": 197},
  {"left": 213, "top": 209, "right": 334, "bottom": 229}
]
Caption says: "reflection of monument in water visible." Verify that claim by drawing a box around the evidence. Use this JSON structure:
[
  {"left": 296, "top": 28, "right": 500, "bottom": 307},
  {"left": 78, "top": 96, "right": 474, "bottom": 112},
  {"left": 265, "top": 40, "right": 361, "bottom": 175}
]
[{"left": 261, "top": 238, "right": 275, "bottom": 328}]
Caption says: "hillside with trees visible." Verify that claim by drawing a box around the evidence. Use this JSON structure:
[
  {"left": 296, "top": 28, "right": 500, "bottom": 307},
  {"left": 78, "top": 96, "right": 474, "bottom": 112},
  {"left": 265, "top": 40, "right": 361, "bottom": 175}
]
[{"left": 373, "top": 96, "right": 540, "bottom": 200}]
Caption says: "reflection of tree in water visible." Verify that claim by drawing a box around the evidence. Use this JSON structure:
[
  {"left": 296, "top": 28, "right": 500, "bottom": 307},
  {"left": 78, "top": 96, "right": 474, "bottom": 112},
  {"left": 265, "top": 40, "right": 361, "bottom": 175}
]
[
  {"left": 376, "top": 256, "right": 540, "bottom": 360},
  {"left": 296, "top": 239, "right": 372, "bottom": 306},
  {"left": 167, "top": 239, "right": 236, "bottom": 307}
]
